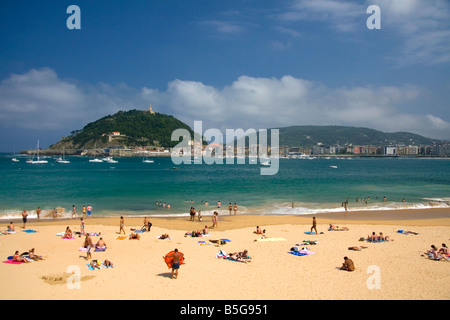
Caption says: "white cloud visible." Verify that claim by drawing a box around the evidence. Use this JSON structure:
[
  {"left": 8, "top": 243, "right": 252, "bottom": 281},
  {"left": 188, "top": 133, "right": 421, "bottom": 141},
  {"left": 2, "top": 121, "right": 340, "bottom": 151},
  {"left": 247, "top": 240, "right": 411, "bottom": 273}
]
[
  {"left": 275, "top": 0, "right": 450, "bottom": 66},
  {"left": 1, "top": 68, "right": 448, "bottom": 142}
]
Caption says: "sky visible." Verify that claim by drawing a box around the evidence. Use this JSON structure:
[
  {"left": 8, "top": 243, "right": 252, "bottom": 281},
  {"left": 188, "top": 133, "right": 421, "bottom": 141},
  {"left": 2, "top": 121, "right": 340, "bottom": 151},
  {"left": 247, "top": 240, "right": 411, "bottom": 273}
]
[{"left": 0, "top": 0, "right": 449, "bottom": 152}]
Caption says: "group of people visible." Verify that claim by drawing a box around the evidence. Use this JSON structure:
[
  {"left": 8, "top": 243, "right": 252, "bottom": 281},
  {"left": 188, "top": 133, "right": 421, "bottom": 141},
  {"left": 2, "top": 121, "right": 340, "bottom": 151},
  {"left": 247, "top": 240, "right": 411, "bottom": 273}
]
[
  {"left": 72, "top": 205, "right": 93, "bottom": 219},
  {"left": 424, "top": 243, "right": 449, "bottom": 261},
  {"left": 367, "top": 232, "right": 389, "bottom": 242},
  {"left": 11, "top": 248, "right": 44, "bottom": 263}
]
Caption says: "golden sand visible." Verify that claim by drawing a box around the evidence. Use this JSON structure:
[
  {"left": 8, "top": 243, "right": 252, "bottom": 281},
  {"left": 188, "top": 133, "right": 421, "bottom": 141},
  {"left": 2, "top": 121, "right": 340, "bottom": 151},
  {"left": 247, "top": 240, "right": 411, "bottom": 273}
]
[{"left": 0, "top": 208, "right": 449, "bottom": 300}]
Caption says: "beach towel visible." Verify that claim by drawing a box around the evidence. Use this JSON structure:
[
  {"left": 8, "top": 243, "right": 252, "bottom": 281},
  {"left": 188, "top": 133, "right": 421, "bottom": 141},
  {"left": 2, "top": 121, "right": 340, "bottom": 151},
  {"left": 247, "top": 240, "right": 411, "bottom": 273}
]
[
  {"left": 2, "top": 260, "right": 25, "bottom": 265},
  {"left": 209, "top": 240, "right": 227, "bottom": 245},
  {"left": 62, "top": 237, "right": 75, "bottom": 240},
  {"left": 397, "top": 230, "right": 419, "bottom": 235},
  {"left": 94, "top": 247, "right": 107, "bottom": 252},
  {"left": 116, "top": 236, "right": 127, "bottom": 240},
  {"left": 216, "top": 250, "right": 227, "bottom": 259},
  {"left": 289, "top": 251, "right": 307, "bottom": 257},
  {"left": 87, "top": 263, "right": 102, "bottom": 270},
  {"left": 299, "top": 240, "right": 318, "bottom": 245},
  {"left": 304, "top": 231, "right": 324, "bottom": 235},
  {"left": 220, "top": 238, "right": 231, "bottom": 242},
  {"left": 134, "top": 229, "right": 146, "bottom": 233},
  {"left": 255, "top": 237, "right": 286, "bottom": 242},
  {"left": 22, "top": 229, "right": 37, "bottom": 233},
  {"left": 365, "top": 239, "right": 389, "bottom": 243}
]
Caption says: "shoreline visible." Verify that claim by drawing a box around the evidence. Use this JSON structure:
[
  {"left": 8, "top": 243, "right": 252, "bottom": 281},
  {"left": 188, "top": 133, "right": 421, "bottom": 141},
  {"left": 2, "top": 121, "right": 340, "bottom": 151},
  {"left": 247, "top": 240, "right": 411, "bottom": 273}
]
[{"left": 2, "top": 207, "right": 449, "bottom": 230}]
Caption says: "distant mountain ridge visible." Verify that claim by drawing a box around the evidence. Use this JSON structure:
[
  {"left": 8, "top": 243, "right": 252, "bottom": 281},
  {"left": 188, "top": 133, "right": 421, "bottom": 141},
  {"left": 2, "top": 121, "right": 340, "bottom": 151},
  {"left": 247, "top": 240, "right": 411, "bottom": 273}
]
[{"left": 274, "top": 125, "right": 440, "bottom": 147}]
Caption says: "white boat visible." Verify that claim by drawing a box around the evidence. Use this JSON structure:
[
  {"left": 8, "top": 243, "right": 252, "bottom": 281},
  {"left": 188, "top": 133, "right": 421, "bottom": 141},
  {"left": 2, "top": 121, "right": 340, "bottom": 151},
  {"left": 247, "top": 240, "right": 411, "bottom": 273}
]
[
  {"left": 102, "top": 156, "right": 118, "bottom": 163},
  {"left": 89, "top": 144, "right": 104, "bottom": 162},
  {"left": 143, "top": 156, "right": 154, "bottom": 163},
  {"left": 260, "top": 160, "right": 271, "bottom": 166},
  {"left": 55, "top": 148, "right": 70, "bottom": 163},
  {"left": 11, "top": 157, "right": 19, "bottom": 162},
  {"left": 26, "top": 140, "right": 48, "bottom": 164},
  {"left": 330, "top": 165, "right": 338, "bottom": 168}
]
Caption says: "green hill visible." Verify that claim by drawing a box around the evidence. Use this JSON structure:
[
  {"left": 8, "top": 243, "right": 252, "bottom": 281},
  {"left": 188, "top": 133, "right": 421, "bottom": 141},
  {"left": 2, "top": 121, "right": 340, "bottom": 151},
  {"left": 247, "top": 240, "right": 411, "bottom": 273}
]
[
  {"left": 275, "top": 125, "right": 439, "bottom": 147},
  {"left": 49, "top": 109, "right": 194, "bottom": 150}
]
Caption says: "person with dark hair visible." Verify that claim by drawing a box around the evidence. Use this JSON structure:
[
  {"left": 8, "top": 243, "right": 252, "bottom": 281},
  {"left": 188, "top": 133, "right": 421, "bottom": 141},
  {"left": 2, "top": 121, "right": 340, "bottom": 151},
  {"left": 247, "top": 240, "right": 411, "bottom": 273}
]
[
  {"left": 340, "top": 256, "right": 355, "bottom": 271},
  {"left": 168, "top": 249, "right": 184, "bottom": 279}
]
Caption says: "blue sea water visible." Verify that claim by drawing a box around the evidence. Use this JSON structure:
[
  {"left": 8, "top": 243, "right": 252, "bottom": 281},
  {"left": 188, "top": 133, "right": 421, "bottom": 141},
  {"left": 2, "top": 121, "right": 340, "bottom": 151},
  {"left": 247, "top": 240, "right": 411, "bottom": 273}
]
[{"left": 0, "top": 154, "right": 449, "bottom": 219}]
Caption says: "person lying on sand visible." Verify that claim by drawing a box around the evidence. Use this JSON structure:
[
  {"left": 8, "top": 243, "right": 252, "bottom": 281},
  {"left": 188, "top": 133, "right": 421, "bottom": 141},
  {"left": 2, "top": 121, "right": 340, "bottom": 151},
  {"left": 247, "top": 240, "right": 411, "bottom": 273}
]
[
  {"left": 348, "top": 246, "right": 368, "bottom": 251},
  {"left": 89, "top": 260, "right": 101, "bottom": 270},
  {"left": 129, "top": 232, "right": 140, "bottom": 240},
  {"left": 159, "top": 233, "right": 170, "bottom": 239},
  {"left": 228, "top": 250, "right": 251, "bottom": 263},
  {"left": 339, "top": 256, "right": 355, "bottom": 271},
  {"left": 103, "top": 259, "right": 114, "bottom": 268},
  {"left": 329, "top": 224, "right": 349, "bottom": 231}
]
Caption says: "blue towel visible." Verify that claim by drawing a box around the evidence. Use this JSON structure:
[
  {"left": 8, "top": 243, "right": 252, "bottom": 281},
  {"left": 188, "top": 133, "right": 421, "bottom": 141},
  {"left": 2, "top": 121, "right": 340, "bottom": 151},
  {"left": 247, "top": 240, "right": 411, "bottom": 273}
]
[
  {"left": 289, "top": 251, "right": 307, "bottom": 257},
  {"left": 22, "top": 229, "right": 37, "bottom": 233}
]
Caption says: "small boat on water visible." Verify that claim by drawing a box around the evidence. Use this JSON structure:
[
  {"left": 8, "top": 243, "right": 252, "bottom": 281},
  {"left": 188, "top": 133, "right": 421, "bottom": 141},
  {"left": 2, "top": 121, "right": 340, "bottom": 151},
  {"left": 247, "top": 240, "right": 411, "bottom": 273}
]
[
  {"left": 55, "top": 148, "right": 70, "bottom": 164},
  {"left": 103, "top": 156, "right": 118, "bottom": 163},
  {"left": 143, "top": 156, "right": 154, "bottom": 163},
  {"left": 26, "top": 140, "right": 48, "bottom": 164},
  {"left": 11, "top": 157, "right": 19, "bottom": 162}
]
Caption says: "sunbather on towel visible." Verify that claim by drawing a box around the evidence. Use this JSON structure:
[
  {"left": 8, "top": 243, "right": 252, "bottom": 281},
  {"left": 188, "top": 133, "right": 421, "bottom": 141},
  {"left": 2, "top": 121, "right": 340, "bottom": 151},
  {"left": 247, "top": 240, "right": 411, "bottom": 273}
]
[
  {"left": 63, "top": 226, "right": 73, "bottom": 239},
  {"left": 329, "top": 224, "right": 349, "bottom": 231},
  {"left": 103, "top": 259, "right": 114, "bottom": 268},
  {"left": 228, "top": 250, "right": 251, "bottom": 262},
  {"left": 348, "top": 246, "right": 368, "bottom": 251},
  {"left": 129, "top": 232, "right": 140, "bottom": 240},
  {"left": 89, "top": 260, "right": 101, "bottom": 270},
  {"left": 96, "top": 237, "right": 107, "bottom": 249},
  {"left": 12, "top": 251, "right": 31, "bottom": 263},
  {"left": 28, "top": 248, "right": 44, "bottom": 261}
]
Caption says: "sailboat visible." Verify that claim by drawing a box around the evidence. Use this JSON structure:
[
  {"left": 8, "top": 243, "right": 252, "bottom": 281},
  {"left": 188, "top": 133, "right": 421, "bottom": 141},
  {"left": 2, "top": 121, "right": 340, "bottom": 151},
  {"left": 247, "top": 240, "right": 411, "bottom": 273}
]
[
  {"left": 142, "top": 154, "right": 154, "bottom": 163},
  {"left": 55, "top": 148, "right": 70, "bottom": 163},
  {"left": 89, "top": 144, "right": 103, "bottom": 163},
  {"left": 26, "top": 140, "right": 48, "bottom": 164}
]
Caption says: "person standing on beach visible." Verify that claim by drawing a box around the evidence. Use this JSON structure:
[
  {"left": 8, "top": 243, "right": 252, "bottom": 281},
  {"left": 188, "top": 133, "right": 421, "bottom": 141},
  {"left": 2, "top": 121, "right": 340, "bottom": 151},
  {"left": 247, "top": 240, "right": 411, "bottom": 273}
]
[
  {"left": 168, "top": 249, "right": 184, "bottom": 279},
  {"left": 212, "top": 212, "right": 218, "bottom": 229},
  {"left": 36, "top": 207, "right": 41, "bottom": 220},
  {"left": 311, "top": 217, "right": 318, "bottom": 234},
  {"left": 72, "top": 205, "right": 77, "bottom": 219},
  {"left": 229, "top": 203, "right": 232, "bottom": 214},
  {"left": 80, "top": 218, "right": 85, "bottom": 235},
  {"left": 119, "top": 216, "right": 125, "bottom": 234},
  {"left": 82, "top": 205, "right": 86, "bottom": 218},
  {"left": 22, "top": 210, "right": 28, "bottom": 229},
  {"left": 233, "top": 203, "right": 237, "bottom": 215},
  {"left": 87, "top": 205, "right": 92, "bottom": 217}
]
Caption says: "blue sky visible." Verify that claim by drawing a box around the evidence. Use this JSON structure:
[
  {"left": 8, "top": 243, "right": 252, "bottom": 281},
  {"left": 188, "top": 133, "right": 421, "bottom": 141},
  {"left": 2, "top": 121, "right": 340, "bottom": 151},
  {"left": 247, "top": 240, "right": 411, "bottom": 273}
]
[{"left": 0, "top": 0, "right": 449, "bottom": 152}]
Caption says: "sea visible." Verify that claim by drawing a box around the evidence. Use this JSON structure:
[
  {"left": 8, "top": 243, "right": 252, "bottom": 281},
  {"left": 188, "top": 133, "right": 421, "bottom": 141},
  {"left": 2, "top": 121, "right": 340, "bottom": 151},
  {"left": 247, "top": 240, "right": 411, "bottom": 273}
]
[{"left": 1, "top": 153, "right": 449, "bottom": 220}]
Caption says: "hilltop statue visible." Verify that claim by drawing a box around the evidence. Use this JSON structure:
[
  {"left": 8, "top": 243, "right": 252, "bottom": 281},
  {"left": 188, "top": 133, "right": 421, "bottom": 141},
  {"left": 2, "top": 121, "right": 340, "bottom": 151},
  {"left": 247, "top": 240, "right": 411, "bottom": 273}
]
[{"left": 148, "top": 104, "right": 155, "bottom": 114}]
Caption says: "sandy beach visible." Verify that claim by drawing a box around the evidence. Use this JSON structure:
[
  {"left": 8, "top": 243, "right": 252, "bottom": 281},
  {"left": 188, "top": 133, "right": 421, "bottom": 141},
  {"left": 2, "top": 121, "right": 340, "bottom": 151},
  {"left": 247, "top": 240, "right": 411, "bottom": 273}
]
[{"left": 0, "top": 208, "right": 449, "bottom": 300}]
